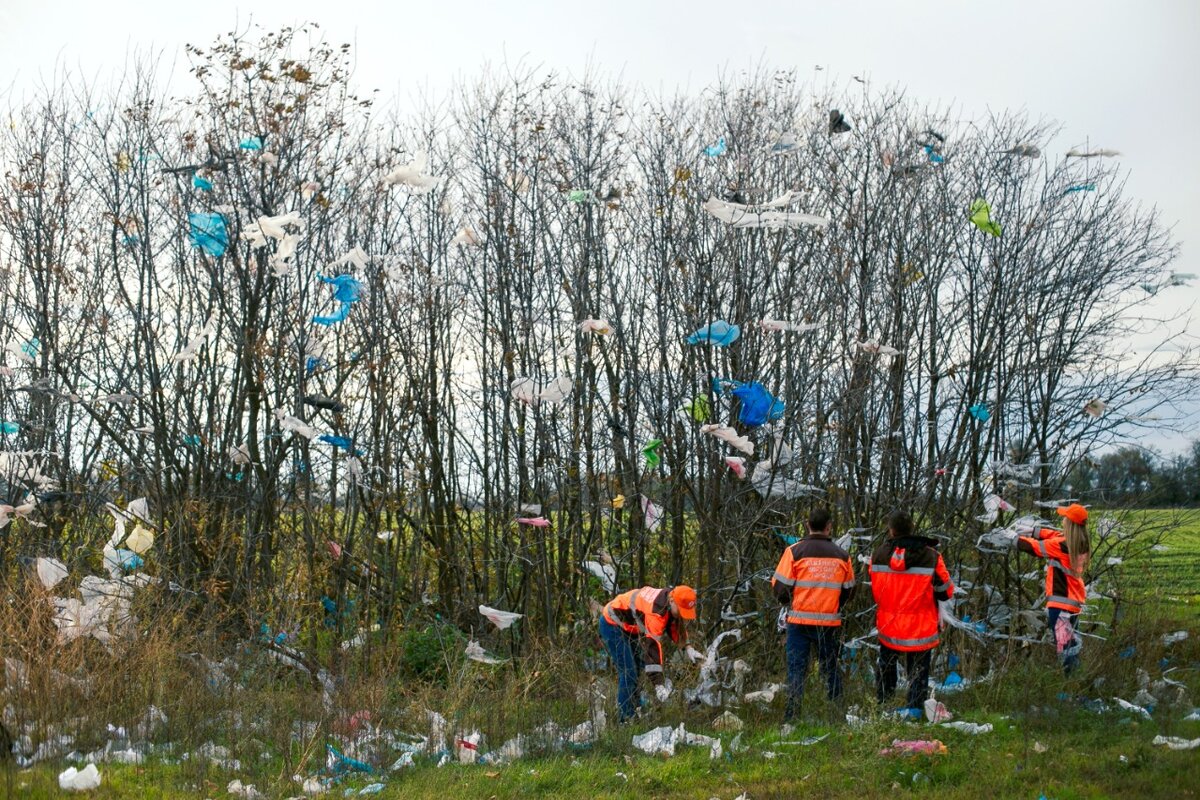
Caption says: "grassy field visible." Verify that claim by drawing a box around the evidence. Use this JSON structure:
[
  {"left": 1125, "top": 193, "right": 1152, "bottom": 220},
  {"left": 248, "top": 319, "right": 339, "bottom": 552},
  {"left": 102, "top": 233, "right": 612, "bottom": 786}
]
[
  {"left": 11, "top": 510, "right": 1200, "bottom": 799},
  {"left": 13, "top": 699, "right": 1200, "bottom": 799}
]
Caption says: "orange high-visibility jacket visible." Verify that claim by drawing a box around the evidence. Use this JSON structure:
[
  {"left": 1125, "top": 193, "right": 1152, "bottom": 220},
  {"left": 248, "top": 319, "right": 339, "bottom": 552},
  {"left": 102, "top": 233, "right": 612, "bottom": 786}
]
[
  {"left": 771, "top": 535, "right": 856, "bottom": 626},
  {"left": 870, "top": 536, "right": 955, "bottom": 652},
  {"left": 602, "top": 586, "right": 685, "bottom": 683},
  {"left": 1018, "top": 528, "right": 1087, "bottom": 613}
]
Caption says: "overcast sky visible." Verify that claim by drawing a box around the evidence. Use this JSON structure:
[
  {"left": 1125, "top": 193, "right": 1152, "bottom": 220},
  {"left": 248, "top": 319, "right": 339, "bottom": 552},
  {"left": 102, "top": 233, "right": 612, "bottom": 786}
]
[{"left": 1, "top": 0, "right": 1197, "bottom": 450}]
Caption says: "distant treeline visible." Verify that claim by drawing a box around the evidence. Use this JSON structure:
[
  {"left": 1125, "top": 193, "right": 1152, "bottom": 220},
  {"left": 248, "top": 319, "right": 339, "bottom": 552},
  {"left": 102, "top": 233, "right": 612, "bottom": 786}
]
[{"left": 1066, "top": 441, "right": 1200, "bottom": 506}]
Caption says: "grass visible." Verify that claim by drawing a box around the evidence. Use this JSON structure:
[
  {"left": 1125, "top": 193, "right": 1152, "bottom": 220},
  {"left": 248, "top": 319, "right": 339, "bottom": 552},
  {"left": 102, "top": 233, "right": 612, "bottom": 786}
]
[
  {"left": 7, "top": 510, "right": 1200, "bottom": 798},
  {"left": 12, "top": 700, "right": 1200, "bottom": 799}
]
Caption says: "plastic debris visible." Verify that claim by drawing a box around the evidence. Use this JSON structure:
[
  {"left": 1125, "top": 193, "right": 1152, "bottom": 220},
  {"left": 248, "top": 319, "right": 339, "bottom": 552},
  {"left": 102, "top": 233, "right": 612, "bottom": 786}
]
[
  {"left": 582, "top": 560, "right": 617, "bottom": 593},
  {"left": 743, "top": 683, "right": 786, "bottom": 704},
  {"left": 1112, "top": 697, "right": 1152, "bottom": 719},
  {"left": 712, "top": 711, "right": 743, "bottom": 732},
  {"left": 924, "top": 698, "right": 952, "bottom": 723},
  {"left": 940, "top": 721, "right": 992, "bottom": 734},
  {"left": 35, "top": 557, "right": 69, "bottom": 590},
  {"left": 510, "top": 376, "right": 572, "bottom": 408},
  {"left": 880, "top": 739, "right": 947, "bottom": 756},
  {"left": 686, "top": 320, "right": 740, "bottom": 347},
  {"left": 631, "top": 724, "right": 720, "bottom": 759},
  {"left": 187, "top": 212, "right": 228, "bottom": 257},
  {"left": 227, "top": 780, "right": 264, "bottom": 799},
  {"left": 478, "top": 605, "right": 523, "bottom": 629},
  {"left": 702, "top": 191, "right": 830, "bottom": 229},
  {"left": 465, "top": 640, "right": 505, "bottom": 665},
  {"left": 969, "top": 198, "right": 1002, "bottom": 237},
  {"left": 640, "top": 495, "right": 663, "bottom": 531},
  {"left": 58, "top": 764, "right": 101, "bottom": 791},
  {"left": 383, "top": 154, "right": 440, "bottom": 193},
  {"left": 700, "top": 424, "right": 754, "bottom": 455},
  {"left": 1152, "top": 735, "right": 1200, "bottom": 751},
  {"left": 1163, "top": 630, "right": 1188, "bottom": 645}
]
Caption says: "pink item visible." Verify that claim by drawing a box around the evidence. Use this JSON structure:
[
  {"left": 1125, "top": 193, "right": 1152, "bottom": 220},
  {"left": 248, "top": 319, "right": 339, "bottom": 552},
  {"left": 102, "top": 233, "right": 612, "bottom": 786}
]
[
  {"left": 724, "top": 456, "right": 747, "bottom": 478},
  {"left": 516, "top": 516, "right": 551, "bottom": 528},
  {"left": 1054, "top": 615, "right": 1075, "bottom": 653},
  {"left": 880, "top": 739, "right": 947, "bottom": 756}
]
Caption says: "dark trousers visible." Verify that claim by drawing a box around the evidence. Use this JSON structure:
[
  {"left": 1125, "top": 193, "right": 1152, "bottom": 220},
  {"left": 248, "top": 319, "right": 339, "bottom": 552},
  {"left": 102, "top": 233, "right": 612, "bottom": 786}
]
[
  {"left": 784, "top": 623, "right": 843, "bottom": 720},
  {"left": 1047, "top": 607, "right": 1080, "bottom": 674},
  {"left": 599, "top": 617, "right": 643, "bottom": 721},
  {"left": 876, "top": 645, "right": 932, "bottom": 710}
]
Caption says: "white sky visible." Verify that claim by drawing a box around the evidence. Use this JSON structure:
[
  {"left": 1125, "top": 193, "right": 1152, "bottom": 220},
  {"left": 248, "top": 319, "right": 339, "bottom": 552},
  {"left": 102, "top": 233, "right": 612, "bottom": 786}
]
[{"left": 1, "top": 0, "right": 1197, "bottom": 451}]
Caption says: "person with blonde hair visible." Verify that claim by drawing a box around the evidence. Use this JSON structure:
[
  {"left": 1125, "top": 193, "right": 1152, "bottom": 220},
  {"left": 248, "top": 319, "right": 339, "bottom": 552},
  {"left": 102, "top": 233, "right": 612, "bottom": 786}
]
[{"left": 1012, "top": 503, "right": 1091, "bottom": 673}]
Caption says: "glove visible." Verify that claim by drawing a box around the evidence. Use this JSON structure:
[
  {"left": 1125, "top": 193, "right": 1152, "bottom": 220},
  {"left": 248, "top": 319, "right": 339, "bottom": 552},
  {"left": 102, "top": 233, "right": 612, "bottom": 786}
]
[{"left": 655, "top": 679, "right": 673, "bottom": 703}]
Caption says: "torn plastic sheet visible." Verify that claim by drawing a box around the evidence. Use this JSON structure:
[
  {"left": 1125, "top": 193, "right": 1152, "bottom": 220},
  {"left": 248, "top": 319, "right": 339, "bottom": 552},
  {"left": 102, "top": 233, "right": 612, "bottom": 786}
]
[
  {"left": 940, "top": 721, "right": 992, "bottom": 734},
  {"left": 1152, "top": 735, "right": 1200, "bottom": 751},
  {"left": 478, "top": 605, "right": 523, "bottom": 630},
  {"left": 465, "top": 640, "right": 505, "bottom": 665},
  {"left": 743, "top": 683, "right": 787, "bottom": 704},
  {"left": 750, "top": 460, "right": 820, "bottom": 500},
  {"left": 58, "top": 764, "right": 101, "bottom": 791},
  {"left": 683, "top": 628, "right": 742, "bottom": 707},
  {"left": 631, "top": 724, "right": 721, "bottom": 759},
  {"left": 581, "top": 560, "right": 617, "bottom": 593}
]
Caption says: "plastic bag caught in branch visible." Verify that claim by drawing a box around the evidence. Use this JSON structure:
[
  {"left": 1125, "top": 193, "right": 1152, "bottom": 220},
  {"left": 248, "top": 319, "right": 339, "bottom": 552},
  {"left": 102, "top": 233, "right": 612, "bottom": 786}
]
[
  {"left": 759, "top": 318, "right": 820, "bottom": 333},
  {"left": 702, "top": 191, "right": 830, "bottom": 229},
  {"left": 700, "top": 424, "right": 754, "bottom": 455},
  {"left": 641, "top": 495, "right": 664, "bottom": 531},
  {"left": 187, "top": 213, "right": 228, "bottom": 257},
  {"left": 750, "top": 460, "right": 818, "bottom": 500},
  {"left": 510, "top": 376, "right": 572, "bottom": 408},
  {"left": 173, "top": 317, "right": 217, "bottom": 363},
  {"left": 383, "top": 154, "right": 441, "bottom": 193},
  {"left": 582, "top": 561, "right": 617, "bottom": 593},
  {"left": 478, "top": 605, "right": 523, "bottom": 630},
  {"left": 35, "top": 557, "right": 68, "bottom": 590},
  {"left": 686, "top": 320, "right": 740, "bottom": 347}
]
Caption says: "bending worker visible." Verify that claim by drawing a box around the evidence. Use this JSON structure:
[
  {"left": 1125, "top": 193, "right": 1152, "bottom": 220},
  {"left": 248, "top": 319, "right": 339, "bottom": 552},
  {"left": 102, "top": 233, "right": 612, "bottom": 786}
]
[
  {"left": 598, "top": 585, "right": 697, "bottom": 722},
  {"left": 1010, "top": 503, "right": 1091, "bottom": 673},
  {"left": 870, "top": 510, "right": 955, "bottom": 718},
  {"left": 771, "top": 507, "right": 855, "bottom": 721}
]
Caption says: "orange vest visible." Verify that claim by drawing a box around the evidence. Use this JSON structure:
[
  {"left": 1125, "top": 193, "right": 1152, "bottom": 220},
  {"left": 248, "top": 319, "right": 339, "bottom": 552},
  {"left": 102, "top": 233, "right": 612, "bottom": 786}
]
[
  {"left": 870, "top": 538, "right": 954, "bottom": 652},
  {"left": 1018, "top": 528, "right": 1086, "bottom": 613},
  {"left": 771, "top": 536, "right": 855, "bottom": 626},
  {"left": 602, "top": 587, "right": 680, "bottom": 676}
]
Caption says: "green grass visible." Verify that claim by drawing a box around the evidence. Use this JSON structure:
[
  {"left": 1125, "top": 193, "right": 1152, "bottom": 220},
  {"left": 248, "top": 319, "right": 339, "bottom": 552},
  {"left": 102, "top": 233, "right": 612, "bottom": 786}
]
[
  {"left": 14, "top": 704, "right": 1200, "bottom": 799},
  {"left": 1109, "top": 509, "right": 1200, "bottom": 622}
]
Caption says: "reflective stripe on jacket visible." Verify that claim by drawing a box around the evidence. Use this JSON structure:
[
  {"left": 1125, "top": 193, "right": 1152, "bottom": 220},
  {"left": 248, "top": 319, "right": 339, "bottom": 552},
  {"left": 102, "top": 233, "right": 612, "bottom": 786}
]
[
  {"left": 771, "top": 535, "right": 855, "bottom": 626},
  {"left": 1018, "top": 528, "right": 1086, "bottom": 613},
  {"left": 601, "top": 586, "right": 682, "bottom": 683},
  {"left": 870, "top": 536, "right": 954, "bottom": 652}
]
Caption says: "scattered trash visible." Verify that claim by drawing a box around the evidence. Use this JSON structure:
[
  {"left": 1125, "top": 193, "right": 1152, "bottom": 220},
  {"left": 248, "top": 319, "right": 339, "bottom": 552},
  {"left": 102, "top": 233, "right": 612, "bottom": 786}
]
[
  {"left": 1112, "top": 697, "right": 1152, "bottom": 719},
  {"left": 924, "top": 698, "right": 952, "bottom": 723},
  {"left": 1162, "top": 631, "right": 1189, "bottom": 645},
  {"left": 880, "top": 739, "right": 947, "bottom": 756},
  {"left": 940, "top": 721, "right": 992, "bottom": 735},
  {"left": 227, "top": 780, "right": 264, "bottom": 799},
  {"left": 58, "top": 764, "right": 101, "bottom": 791},
  {"left": 1152, "top": 735, "right": 1200, "bottom": 751},
  {"left": 478, "top": 605, "right": 523, "bottom": 630},
  {"left": 631, "top": 724, "right": 721, "bottom": 759},
  {"left": 465, "top": 640, "right": 505, "bottom": 665},
  {"left": 712, "top": 711, "right": 744, "bottom": 732}
]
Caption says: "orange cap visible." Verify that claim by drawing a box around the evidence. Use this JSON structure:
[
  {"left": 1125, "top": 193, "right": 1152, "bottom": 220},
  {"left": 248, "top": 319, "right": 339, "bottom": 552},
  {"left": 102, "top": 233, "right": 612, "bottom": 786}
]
[
  {"left": 1056, "top": 504, "right": 1088, "bottom": 526},
  {"left": 670, "top": 585, "right": 697, "bottom": 620}
]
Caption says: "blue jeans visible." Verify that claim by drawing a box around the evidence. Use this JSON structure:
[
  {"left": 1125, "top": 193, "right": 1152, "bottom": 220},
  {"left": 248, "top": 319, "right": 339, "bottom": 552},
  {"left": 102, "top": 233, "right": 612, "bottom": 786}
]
[
  {"left": 1047, "top": 608, "right": 1080, "bottom": 674},
  {"left": 599, "top": 617, "right": 643, "bottom": 721},
  {"left": 785, "top": 623, "right": 843, "bottom": 720}
]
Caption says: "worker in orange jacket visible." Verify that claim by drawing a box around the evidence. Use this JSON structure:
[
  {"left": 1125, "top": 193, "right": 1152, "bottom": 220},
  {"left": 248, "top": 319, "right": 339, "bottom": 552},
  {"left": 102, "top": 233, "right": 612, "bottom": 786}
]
[
  {"left": 870, "top": 510, "right": 954, "bottom": 718},
  {"left": 771, "top": 507, "right": 855, "bottom": 720},
  {"left": 599, "top": 585, "right": 697, "bottom": 721},
  {"left": 1008, "top": 503, "right": 1091, "bottom": 673}
]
